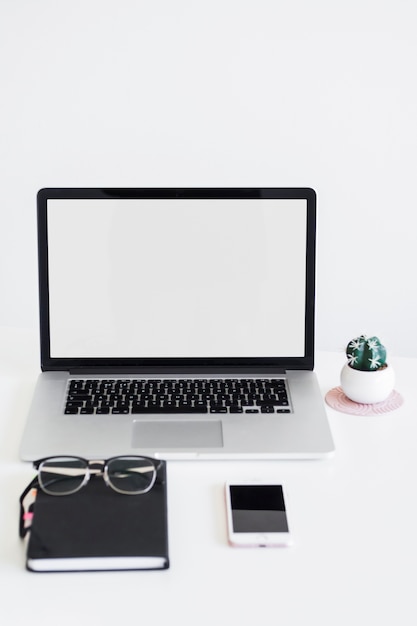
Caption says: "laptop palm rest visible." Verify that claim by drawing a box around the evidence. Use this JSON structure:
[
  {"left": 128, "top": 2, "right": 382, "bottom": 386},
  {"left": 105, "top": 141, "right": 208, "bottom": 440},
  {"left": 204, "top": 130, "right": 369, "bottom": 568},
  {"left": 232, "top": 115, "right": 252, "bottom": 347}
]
[{"left": 132, "top": 420, "right": 223, "bottom": 448}]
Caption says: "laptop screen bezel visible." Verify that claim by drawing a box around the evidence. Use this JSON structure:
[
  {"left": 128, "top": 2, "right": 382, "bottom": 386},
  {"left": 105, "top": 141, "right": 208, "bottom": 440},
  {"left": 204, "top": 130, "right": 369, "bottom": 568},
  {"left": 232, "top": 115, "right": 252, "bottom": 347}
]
[{"left": 37, "top": 187, "right": 316, "bottom": 372}]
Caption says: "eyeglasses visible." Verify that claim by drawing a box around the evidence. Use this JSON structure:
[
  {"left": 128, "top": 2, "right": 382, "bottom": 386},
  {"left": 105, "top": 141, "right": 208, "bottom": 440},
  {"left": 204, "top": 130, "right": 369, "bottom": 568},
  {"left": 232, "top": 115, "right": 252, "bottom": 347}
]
[{"left": 19, "top": 455, "right": 161, "bottom": 538}]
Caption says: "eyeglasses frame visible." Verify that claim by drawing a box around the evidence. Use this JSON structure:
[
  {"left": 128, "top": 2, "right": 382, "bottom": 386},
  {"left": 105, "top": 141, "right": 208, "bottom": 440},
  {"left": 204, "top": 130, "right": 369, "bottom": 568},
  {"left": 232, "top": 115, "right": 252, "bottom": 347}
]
[{"left": 19, "top": 454, "right": 163, "bottom": 538}]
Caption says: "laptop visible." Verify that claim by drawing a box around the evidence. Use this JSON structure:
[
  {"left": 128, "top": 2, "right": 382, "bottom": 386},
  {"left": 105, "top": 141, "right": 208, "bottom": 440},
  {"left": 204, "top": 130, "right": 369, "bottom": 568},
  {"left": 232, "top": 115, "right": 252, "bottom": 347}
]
[{"left": 19, "top": 188, "right": 334, "bottom": 461}]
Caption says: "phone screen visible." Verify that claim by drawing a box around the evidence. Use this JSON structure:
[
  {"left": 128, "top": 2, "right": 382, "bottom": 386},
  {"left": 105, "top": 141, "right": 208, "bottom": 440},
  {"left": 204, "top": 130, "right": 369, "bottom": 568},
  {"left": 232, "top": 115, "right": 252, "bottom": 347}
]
[{"left": 229, "top": 485, "right": 289, "bottom": 533}]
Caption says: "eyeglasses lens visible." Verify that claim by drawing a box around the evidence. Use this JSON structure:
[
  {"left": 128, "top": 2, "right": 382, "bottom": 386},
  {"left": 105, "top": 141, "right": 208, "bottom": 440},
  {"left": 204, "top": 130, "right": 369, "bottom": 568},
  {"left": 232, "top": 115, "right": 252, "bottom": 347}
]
[
  {"left": 39, "top": 457, "right": 88, "bottom": 495},
  {"left": 107, "top": 456, "right": 156, "bottom": 494}
]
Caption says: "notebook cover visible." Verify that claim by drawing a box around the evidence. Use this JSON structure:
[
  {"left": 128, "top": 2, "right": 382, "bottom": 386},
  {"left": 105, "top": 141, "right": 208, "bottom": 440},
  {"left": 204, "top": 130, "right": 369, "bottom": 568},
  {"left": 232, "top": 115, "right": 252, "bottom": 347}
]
[{"left": 26, "top": 461, "right": 169, "bottom": 572}]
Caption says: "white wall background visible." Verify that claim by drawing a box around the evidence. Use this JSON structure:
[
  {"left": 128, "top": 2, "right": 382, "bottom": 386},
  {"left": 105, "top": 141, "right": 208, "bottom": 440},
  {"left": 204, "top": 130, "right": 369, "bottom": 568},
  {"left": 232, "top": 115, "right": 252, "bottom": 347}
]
[{"left": 1, "top": 0, "right": 416, "bottom": 357}]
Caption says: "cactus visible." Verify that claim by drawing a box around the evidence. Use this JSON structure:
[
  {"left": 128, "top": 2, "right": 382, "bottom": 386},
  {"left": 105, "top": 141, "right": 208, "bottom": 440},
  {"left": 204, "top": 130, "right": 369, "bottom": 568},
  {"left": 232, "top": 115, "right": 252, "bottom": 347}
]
[{"left": 346, "top": 335, "right": 387, "bottom": 371}]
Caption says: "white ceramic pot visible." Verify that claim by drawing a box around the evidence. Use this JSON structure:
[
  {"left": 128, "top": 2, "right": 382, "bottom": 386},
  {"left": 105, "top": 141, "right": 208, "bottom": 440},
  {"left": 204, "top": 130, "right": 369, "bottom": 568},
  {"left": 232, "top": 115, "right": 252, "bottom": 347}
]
[{"left": 340, "top": 363, "right": 395, "bottom": 404}]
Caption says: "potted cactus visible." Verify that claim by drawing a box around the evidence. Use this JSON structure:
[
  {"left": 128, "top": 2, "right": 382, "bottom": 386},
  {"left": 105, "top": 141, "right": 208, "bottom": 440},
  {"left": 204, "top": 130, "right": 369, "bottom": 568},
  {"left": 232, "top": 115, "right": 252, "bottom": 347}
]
[{"left": 340, "top": 335, "right": 395, "bottom": 404}]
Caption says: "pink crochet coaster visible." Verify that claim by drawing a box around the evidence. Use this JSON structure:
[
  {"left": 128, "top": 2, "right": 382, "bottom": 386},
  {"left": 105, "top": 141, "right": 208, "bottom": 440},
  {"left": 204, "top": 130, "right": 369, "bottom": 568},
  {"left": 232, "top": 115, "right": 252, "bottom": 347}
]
[{"left": 325, "top": 387, "right": 404, "bottom": 415}]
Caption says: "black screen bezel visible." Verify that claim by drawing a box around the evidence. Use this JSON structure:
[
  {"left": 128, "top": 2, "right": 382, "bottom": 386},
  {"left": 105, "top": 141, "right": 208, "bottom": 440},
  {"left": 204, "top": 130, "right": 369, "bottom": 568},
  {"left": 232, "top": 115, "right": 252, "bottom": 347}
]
[{"left": 37, "top": 187, "right": 316, "bottom": 373}]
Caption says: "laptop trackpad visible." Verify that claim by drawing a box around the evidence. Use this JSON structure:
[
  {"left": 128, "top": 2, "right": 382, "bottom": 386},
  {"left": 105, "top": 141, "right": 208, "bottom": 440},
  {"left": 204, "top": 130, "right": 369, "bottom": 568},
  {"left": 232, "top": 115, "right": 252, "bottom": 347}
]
[{"left": 132, "top": 420, "right": 223, "bottom": 448}]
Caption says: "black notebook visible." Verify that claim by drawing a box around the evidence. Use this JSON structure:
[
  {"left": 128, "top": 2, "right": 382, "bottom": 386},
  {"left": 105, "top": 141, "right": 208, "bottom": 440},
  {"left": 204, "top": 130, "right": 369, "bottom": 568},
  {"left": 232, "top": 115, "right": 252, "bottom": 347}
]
[{"left": 26, "top": 461, "right": 169, "bottom": 572}]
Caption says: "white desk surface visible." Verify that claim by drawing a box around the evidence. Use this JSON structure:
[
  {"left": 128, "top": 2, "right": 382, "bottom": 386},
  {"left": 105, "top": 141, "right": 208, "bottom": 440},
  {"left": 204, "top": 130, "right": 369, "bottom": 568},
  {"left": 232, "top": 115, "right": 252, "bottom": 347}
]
[{"left": 1, "top": 327, "right": 416, "bottom": 626}]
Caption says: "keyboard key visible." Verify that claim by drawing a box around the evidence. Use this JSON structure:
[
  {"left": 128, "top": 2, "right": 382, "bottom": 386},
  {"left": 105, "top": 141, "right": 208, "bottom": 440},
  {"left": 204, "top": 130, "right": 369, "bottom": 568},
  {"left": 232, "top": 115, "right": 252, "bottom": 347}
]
[
  {"left": 68, "top": 392, "right": 90, "bottom": 400},
  {"left": 256, "top": 400, "right": 288, "bottom": 407},
  {"left": 132, "top": 405, "right": 207, "bottom": 414}
]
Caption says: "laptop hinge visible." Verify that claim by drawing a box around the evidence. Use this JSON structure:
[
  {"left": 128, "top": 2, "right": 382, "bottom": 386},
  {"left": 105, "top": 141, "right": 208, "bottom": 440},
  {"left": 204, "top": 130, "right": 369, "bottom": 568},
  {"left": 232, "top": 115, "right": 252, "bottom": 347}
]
[{"left": 68, "top": 366, "right": 287, "bottom": 376}]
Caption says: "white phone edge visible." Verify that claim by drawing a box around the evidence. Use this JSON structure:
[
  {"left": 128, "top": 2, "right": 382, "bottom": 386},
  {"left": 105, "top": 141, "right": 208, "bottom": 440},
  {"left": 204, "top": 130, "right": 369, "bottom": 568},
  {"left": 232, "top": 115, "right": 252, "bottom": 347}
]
[{"left": 224, "top": 481, "right": 292, "bottom": 548}]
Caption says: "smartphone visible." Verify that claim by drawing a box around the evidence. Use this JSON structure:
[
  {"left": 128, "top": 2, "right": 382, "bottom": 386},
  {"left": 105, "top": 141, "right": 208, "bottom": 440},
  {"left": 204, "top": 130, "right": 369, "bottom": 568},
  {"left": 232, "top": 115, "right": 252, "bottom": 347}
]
[{"left": 225, "top": 482, "right": 291, "bottom": 547}]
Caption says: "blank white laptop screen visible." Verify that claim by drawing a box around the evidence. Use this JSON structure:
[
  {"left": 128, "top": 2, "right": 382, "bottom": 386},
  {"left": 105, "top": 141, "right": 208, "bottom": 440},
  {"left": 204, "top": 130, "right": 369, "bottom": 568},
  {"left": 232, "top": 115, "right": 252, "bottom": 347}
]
[{"left": 47, "top": 198, "right": 307, "bottom": 359}]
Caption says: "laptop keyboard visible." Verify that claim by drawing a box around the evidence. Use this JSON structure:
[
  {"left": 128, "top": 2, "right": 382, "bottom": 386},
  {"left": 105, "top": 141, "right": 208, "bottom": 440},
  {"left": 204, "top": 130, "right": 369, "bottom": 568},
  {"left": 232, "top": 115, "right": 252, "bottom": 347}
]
[{"left": 64, "top": 378, "right": 291, "bottom": 415}]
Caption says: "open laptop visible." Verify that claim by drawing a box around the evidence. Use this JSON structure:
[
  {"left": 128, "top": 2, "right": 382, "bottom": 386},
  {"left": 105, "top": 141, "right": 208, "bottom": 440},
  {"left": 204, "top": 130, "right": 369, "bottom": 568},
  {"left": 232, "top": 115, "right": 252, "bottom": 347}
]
[{"left": 19, "top": 188, "right": 334, "bottom": 461}]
